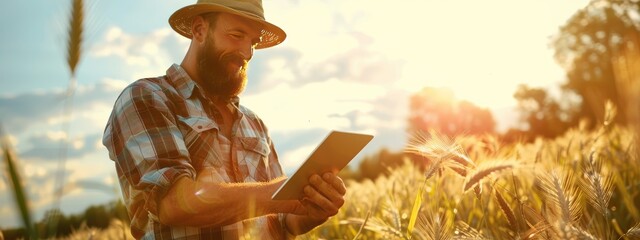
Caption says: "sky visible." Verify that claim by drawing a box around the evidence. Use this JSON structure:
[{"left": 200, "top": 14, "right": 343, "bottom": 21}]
[{"left": 0, "top": 0, "right": 589, "bottom": 228}]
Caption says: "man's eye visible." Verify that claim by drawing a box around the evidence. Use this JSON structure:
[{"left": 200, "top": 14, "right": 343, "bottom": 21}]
[{"left": 231, "top": 34, "right": 243, "bottom": 40}]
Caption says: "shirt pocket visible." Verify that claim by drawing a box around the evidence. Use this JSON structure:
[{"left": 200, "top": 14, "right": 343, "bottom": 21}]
[
  {"left": 238, "top": 137, "right": 271, "bottom": 181},
  {"left": 177, "top": 116, "right": 223, "bottom": 168},
  {"left": 178, "top": 115, "right": 218, "bottom": 133}
]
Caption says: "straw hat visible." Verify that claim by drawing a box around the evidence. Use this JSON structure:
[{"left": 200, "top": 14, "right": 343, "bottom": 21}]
[{"left": 169, "top": 0, "right": 286, "bottom": 49}]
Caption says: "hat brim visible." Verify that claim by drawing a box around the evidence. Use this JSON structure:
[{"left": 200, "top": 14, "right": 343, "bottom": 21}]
[{"left": 169, "top": 4, "right": 286, "bottom": 49}]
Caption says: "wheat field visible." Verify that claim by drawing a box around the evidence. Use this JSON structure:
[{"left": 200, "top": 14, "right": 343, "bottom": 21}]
[
  {"left": 299, "top": 117, "right": 640, "bottom": 239},
  {"left": 46, "top": 112, "right": 639, "bottom": 240}
]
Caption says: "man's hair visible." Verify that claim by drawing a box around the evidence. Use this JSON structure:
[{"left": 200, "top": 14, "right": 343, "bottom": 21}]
[{"left": 202, "top": 12, "right": 220, "bottom": 31}]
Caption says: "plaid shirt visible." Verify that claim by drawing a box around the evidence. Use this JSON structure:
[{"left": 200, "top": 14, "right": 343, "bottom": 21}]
[{"left": 103, "top": 64, "right": 289, "bottom": 239}]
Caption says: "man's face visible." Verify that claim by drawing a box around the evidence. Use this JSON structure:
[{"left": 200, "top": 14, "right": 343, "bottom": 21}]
[{"left": 196, "top": 13, "right": 262, "bottom": 99}]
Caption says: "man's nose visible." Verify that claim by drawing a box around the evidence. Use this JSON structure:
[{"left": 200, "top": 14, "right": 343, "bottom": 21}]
[{"left": 239, "top": 44, "right": 254, "bottom": 61}]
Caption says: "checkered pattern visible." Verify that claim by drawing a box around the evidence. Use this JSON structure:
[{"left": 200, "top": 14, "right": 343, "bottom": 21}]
[{"left": 103, "top": 64, "right": 288, "bottom": 239}]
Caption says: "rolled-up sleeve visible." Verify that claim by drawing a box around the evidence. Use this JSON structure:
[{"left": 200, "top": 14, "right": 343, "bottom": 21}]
[{"left": 103, "top": 80, "right": 195, "bottom": 227}]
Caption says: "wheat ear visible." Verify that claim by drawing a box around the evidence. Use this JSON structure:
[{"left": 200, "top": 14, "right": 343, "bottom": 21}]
[
  {"left": 463, "top": 160, "right": 516, "bottom": 192},
  {"left": 537, "top": 169, "right": 583, "bottom": 223},
  {"left": 66, "top": 0, "right": 83, "bottom": 76},
  {"left": 582, "top": 168, "right": 614, "bottom": 217},
  {"left": 623, "top": 222, "right": 640, "bottom": 239},
  {"left": 495, "top": 188, "right": 517, "bottom": 230}
]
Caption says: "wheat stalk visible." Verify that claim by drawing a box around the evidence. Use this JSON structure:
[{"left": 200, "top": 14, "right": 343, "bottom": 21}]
[
  {"left": 407, "top": 130, "right": 474, "bottom": 181},
  {"left": 463, "top": 160, "right": 516, "bottom": 192},
  {"left": 559, "top": 224, "right": 598, "bottom": 240},
  {"left": 406, "top": 130, "right": 465, "bottom": 161},
  {"left": 494, "top": 188, "right": 517, "bottom": 231},
  {"left": 406, "top": 131, "right": 474, "bottom": 238},
  {"left": 453, "top": 221, "right": 485, "bottom": 239},
  {"left": 66, "top": 0, "right": 83, "bottom": 77},
  {"left": 49, "top": 0, "right": 85, "bottom": 236},
  {"left": 1, "top": 126, "right": 38, "bottom": 238},
  {"left": 581, "top": 153, "right": 615, "bottom": 217},
  {"left": 414, "top": 210, "right": 453, "bottom": 240},
  {"left": 352, "top": 210, "right": 372, "bottom": 240},
  {"left": 622, "top": 222, "right": 640, "bottom": 239},
  {"left": 522, "top": 221, "right": 553, "bottom": 240},
  {"left": 363, "top": 217, "right": 405, "bottom": 239},
  {"left": 537, "top": 169, "right": 583, "bottom": 223},
  {"left": 407, "top": 177, "right": 428, "bottom": 238}
]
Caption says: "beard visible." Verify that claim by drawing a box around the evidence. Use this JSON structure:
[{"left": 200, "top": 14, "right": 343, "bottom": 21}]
[{"left": 195, "top": 35, "right": 248, "bottom": 100}]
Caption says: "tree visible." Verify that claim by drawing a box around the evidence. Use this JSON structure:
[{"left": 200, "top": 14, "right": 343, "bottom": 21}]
[
  {"left": 552, "top": 0, "right": 640, "bottom": 126},
  {"left": 84, "top": 205, "right": 110, "bottom": 229},
  {"left": 408, "top": 87, "right": 495, "bottom": 137},
  {"left": 40, "top": 209, "right": 72, "bottom": 238},
  {"left": 357, "top": 148, "right": 406, "bottom": 181},
  {"left": 512, "top": 84, "right": 578, "bottom": 139}
]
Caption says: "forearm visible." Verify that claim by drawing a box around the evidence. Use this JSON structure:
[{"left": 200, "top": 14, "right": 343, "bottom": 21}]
[{"left": 158, "top": 176, "right": 303, "bottom": 228}]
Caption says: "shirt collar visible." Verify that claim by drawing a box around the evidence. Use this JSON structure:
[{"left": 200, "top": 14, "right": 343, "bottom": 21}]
[{"left": 166, "top": 64, "right": 197, "bottom": 99}]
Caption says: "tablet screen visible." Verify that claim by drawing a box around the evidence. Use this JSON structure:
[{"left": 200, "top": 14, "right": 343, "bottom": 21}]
[{"left": 271, "top": 131, "right": 373, "bottom": 200}]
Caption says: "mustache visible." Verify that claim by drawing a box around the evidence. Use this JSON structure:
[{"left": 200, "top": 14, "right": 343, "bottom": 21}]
[{"left": 220, "top": 52, "right": 248, "bottom": 68}]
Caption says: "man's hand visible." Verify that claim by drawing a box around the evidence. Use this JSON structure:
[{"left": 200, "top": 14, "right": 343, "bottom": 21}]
[
  {"left": 301, "top": 172, "right": 346, "bottom": 221},
  {"left": 284, "top": 172, "right": 347, "bottom": 235}
]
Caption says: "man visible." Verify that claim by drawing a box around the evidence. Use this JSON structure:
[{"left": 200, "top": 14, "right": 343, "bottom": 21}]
[{"left": 102, "top": 0, "right": 347, "bottom": 239}]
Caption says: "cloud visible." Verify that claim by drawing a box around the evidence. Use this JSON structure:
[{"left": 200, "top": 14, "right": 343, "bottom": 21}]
[
  {"left": 243, "top": 79, "right": 389, "bottom": 135},
  {"left": 0, "top": 79, "right": 126, "bottom": 136},
  {"left": 0, "top": 90, "right": 66, "bottom": 134},
  {"left": 92, "top": 27, "right": 180, "bottom": 67},
  {"left": 90, "top": 26, "right": 189, "bottom": 81},
  {"left": 20, "top": 133, "right": 102, "bottom": 162}
]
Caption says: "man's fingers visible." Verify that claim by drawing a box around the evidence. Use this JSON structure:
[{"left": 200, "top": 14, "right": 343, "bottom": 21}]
[
  {"left": 301, "top": 197, "right": 331, "bottom": 220},
  {"left": 303, "top": 185, "right": 339, "bottom": 216},
  {"left": 323, "top": 172, "right": 346, "bottom": 195},
  {"left": 298, "top": 173, "right": 346, "bottom": 220},
  {"left": 309, "top": 174, "right": 344, "bottom": 204}
]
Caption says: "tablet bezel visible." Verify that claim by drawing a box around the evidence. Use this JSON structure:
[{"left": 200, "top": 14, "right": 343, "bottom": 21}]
[{"left": 271, "top": 131, "right": 373, "bottom": 200}]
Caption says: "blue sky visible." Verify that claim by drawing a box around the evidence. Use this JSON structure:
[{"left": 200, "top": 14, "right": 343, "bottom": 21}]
[{"left": 0, "top": 0, "right": 588, "bottom": 228}]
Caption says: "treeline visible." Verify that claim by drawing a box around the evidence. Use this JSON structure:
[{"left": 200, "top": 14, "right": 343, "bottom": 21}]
[
  {"left": 338, "top": 148, "right": 437, "bottom": 183},
  {"left": 1, "top": 200, "right": 128, "bottom": 239}
]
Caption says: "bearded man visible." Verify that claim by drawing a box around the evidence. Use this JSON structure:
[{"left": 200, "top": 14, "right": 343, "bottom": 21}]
[{"left": 102, "top": 0, "right": 347, "bottom": 239}]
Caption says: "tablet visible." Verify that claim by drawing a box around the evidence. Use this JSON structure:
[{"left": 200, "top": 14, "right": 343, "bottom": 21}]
[{"left": 271, "top": 130, "right": 374, "bottom": 200}]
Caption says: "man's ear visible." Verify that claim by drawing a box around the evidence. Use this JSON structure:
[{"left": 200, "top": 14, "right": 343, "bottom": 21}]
[{"left": 191, "top": 16, "right": 208, "bottom": 43}]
